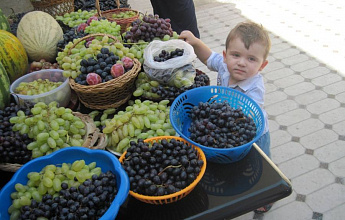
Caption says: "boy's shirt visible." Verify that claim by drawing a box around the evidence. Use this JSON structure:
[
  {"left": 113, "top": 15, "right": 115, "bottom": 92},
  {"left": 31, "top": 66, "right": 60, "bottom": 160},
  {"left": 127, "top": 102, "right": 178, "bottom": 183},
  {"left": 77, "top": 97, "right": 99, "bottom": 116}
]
[{"left": 207, "top": 52, "right": 269, "bottom": 134}]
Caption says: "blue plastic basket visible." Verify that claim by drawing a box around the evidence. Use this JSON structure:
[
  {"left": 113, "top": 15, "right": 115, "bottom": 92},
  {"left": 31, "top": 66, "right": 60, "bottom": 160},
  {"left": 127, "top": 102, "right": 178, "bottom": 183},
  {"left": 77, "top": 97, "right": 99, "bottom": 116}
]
[
  {"left": 0, "top": 147, "right": 130, "bottom": 220},
  {"left": 170, "top": 86, "right": 265, "bottom": 163}
]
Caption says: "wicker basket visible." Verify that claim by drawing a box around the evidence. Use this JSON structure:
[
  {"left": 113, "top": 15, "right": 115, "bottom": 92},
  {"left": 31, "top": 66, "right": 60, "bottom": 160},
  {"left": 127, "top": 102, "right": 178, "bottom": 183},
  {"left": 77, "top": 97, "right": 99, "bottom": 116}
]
[
  {"left": 0, "top": 112, "right": 107, "bottom": 172},
  {"left": 30, "top": 0, "right": 74, "bottom": 18},
  {"left": 95, "top": 0, "right": 139, "bottom": 33},
  {"left": 119, "top": 136, "right": 207, "bottom": 205},
  {"left": 67, "top": 33, "right": 140, "bottom": 110}
]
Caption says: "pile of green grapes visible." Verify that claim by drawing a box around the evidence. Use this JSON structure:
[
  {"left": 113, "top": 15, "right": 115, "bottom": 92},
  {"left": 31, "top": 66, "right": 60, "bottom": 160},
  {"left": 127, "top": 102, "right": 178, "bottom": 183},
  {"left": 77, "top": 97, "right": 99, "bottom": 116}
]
[
  {"left": 103, "top": 99, "right": 176, "bottom": 154},
  {"left": 9, "top": 102, "right": 86, "bottom": 158},
  {"left": 84, "top": 19, "right": 122, "bottom": 37},
  {"left": 15, "top": 79, "right": 63, "bottom": 96},
  {"left": 56, "top": 9, "right": 97, "bottom": 28},
  {"left": 112, "top": 10, "right": 137, "bottom": 19}
]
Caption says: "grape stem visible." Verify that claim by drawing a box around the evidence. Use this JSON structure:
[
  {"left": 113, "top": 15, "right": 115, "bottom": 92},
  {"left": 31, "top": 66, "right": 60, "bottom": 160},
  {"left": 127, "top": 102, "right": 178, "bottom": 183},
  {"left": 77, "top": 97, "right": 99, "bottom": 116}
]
[{"left": 158, "top": 164, "right": 182, "bottom": 176}]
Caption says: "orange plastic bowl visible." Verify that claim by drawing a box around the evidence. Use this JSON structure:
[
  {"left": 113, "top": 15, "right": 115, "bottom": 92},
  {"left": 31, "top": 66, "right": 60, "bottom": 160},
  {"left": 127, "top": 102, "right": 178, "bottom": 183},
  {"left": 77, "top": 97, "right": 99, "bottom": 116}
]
[{"left": 119, "top": 136, "right": 207, "bottom": 205}]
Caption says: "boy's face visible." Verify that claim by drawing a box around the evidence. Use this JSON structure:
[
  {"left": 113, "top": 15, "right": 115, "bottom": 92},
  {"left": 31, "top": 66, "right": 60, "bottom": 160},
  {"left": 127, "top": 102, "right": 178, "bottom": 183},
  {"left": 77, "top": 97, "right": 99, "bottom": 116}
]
[{"left": 223, "top": 37, "right": 268, "bottom": 84}]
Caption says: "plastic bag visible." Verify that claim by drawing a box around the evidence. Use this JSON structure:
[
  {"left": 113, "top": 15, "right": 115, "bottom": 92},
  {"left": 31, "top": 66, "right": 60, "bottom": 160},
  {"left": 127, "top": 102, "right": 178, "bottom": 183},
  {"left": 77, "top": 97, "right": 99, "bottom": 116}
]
[{"left": 143, "top": 39, "right": 197, "bottom": 86}]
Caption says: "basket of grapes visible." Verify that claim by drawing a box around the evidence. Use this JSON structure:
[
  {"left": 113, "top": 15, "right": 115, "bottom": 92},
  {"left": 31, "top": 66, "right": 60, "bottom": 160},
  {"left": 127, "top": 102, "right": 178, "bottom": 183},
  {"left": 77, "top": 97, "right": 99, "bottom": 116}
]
[
  {"left": 95, "top": 0, "right": 139, "bottom": 33},
  {"left": 170, "top": 86, "right": 265, "bottom": 164},
  {"left": 0, "top": 147, "right": 130, "bottom": 220},
  {"left": 0, "top": 101, "right": 107, "bottom": 172},
  {"left": 66, "top": 33, "right": 141, "bottom": 110},
  {"left": 119, "top": 136, "right": 206, "bottom": 205},
  {"left": 30, "top": 0, "right": 74, "bottom": 18}
]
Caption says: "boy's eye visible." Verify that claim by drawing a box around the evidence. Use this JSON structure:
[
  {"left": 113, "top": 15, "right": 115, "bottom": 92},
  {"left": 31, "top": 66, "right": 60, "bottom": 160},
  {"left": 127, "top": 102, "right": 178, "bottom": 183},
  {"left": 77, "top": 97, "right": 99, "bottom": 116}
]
[
  {"left": 231, "top": 53, "right": 240, "bottom": 57},
  {"left": 249, "top": 57, "right": 256, "bottom": 61}
]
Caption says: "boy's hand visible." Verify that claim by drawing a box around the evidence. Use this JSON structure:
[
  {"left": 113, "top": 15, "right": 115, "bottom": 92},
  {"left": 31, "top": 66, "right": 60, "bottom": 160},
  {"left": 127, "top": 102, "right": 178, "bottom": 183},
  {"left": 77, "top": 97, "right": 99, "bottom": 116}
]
[{"left": 179, "top": 30, "right": 198, "bottom": 46}]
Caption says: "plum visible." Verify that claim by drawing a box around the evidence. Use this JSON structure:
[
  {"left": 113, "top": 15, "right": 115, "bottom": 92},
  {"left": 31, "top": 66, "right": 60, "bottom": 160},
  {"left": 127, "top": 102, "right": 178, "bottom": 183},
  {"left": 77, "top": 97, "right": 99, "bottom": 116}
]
[
  {"left": 121, "top": 56, "right": 134, "bottom": 70},
  {"left": 86, "top": 73, "right": 102, "bottom": 85},
  {"left": 111, "top": 64, "right": 125, "bottom": 78}
]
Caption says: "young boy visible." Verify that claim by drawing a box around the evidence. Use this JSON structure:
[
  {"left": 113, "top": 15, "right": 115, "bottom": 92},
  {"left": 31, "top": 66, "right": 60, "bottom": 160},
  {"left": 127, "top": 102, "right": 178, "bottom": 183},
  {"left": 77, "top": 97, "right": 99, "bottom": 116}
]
[{"left": 179, "top": 21, "right": 273, "bottom": 213}]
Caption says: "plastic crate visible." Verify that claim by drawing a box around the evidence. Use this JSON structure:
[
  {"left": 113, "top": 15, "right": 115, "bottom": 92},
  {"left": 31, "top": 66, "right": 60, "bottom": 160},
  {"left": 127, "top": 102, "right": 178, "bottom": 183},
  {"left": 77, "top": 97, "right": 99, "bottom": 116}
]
[
  {"left": 119, "top": 136, "right": 206, "bottom": 205},
  {"left": 170, "top": 86, "right": 265, "bottom": 163},
  {"left": 0, "top": 147, "right": 129, "bottom": 220}
]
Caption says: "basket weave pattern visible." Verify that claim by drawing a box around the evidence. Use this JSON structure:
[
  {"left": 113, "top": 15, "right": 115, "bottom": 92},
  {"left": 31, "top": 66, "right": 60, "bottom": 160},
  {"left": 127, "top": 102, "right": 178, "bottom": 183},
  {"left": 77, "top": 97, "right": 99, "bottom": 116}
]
[
  {"left": 30, "top": 0, "right": 74, "bottom": 17},
  {"left": 95, "top": 0, "right": 139, "bottom": 33},
  {"left": 69, "top": 58, "right": 141, "bottom": 110}
]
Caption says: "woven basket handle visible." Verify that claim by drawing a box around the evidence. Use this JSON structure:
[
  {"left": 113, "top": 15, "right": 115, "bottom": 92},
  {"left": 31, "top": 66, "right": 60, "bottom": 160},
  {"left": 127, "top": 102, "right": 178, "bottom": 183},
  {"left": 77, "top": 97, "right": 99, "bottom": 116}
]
[
  {"left": 95, "top": 0, "right": 102, "bottom": 17},
  {"left": 95, "top": 0, "right": 121, "bottom": 16},
  {"left": 67, "top": 33, "right": 120, "bottom": 55}
]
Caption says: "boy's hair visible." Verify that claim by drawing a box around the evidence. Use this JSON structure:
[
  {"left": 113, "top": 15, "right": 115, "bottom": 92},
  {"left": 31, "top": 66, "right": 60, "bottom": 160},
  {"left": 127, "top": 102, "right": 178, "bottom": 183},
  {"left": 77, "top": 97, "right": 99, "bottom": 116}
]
[{"left": 225, "top": 21, "right": 271, "bottom": 60}]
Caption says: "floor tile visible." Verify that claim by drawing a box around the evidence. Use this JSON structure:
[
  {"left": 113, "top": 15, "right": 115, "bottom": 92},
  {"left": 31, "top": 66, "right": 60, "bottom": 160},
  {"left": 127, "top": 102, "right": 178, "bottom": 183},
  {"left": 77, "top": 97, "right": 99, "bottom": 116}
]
[
  {"left": 291, "top": 169, "right": 335, "bottom": 195},
  {"left": 306, "top": 183, "right": 345, "bottom": 213}
]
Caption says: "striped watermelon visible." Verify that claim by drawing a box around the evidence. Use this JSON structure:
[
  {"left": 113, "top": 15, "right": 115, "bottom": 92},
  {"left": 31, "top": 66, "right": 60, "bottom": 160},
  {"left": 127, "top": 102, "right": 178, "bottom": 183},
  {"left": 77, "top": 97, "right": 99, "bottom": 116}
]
[
  {"left": 0, "top": 61, "right": 10, "bottom": 110},
  {"left": 0, "top": 30, "right": 28, "bottom": 83},
  {"left": 0, "top": 9, "right": 10, "bottom": 31}
]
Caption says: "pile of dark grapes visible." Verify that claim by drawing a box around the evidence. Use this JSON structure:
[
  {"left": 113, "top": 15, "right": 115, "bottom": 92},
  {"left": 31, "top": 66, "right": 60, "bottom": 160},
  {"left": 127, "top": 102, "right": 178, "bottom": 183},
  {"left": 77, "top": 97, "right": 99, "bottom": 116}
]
[
  {"left": 122, "top": 139, "right": 204, "bottom": 196},
  {"left": 74, "top": 0, "right": 130, "bottom": 11},
  {"left": 7, "top": 11, "right": 29, "bottom": 36},
  {"left": 154, "top": 48, "right": 184, "bottom": 62},
  {"left": 75, "top": 48, "right": 119, "bottom": 85},
  {"left": 18, "top": 171, "right": 118, "bottom": 219},
  {"left": 188, "top": 102, "right": 257, "bottom": 148},
  {"left": 0, "top": 103, "right": 33, "bottom": 164},
  {"left": 123, "top": 14, "right": 173, "bottom": 43},
  {"left": 57, "top": 27, "right": 88, "bottom": 52},
  {"left": 150, "top": 71, "right": 210, "bottom": 102}
]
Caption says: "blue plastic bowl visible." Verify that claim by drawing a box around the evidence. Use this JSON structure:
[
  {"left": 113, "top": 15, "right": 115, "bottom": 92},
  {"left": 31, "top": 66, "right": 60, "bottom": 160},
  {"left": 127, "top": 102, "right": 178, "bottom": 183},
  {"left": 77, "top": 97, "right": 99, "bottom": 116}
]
[
  {"left": 0, "top": 147, "right": 130, "bottom": 220},
  {"left": 170, "top": 86, "right": 264, "bottom": 163}
]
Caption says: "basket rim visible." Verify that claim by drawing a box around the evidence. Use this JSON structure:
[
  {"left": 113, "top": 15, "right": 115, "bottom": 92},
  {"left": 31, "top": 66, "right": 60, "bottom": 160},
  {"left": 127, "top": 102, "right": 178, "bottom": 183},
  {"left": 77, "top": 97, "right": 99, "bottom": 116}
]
[
  {"left": 170, "top": 85, "right": 265, "bottom": 152},
  {"left": 118, "top": 136, "right": 207, "bottom": 203}
]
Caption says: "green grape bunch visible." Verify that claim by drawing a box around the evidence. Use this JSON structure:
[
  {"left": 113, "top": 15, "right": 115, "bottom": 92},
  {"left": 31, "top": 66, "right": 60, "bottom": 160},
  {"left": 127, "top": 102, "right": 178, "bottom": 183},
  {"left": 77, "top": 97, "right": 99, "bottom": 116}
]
[
  {"left": 56, "top": 9, "right": 97, "bottom": 28},
  {"left": 9, "top": 102, "right": 86, "bottom": 158},
  {"left": 103, "top": 99, "right": 176, "bottom": 154}
]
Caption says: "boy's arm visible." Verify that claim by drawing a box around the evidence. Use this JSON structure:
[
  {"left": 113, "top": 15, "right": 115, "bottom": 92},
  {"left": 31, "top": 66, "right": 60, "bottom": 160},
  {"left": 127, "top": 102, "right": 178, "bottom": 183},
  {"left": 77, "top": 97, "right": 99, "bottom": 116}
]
[{"left": 179, "top": 31, "right": 212, "bottom": 65}]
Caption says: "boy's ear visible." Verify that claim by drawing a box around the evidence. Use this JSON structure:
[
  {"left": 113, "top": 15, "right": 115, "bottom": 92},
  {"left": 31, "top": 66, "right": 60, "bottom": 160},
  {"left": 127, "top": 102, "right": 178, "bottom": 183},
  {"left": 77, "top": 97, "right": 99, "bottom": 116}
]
[
  {"left": 259, "top": 60, "right": 268, "bottom": 71},
  {"left": 222, "top": 50, "right": 226, "bottom": 61}
]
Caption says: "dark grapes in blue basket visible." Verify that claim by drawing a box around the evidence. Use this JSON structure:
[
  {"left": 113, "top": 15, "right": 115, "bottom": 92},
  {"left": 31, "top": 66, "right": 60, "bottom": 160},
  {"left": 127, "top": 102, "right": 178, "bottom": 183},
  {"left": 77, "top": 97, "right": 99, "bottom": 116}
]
[
  {"left": 188, "top": 102, "right": 257, "bottom": 148},
  {"left": 19, "top": 171, "right": 118, "bottom": 220},
  {"left": 122, "top": 138, "right": 203, "bottom": 196}
]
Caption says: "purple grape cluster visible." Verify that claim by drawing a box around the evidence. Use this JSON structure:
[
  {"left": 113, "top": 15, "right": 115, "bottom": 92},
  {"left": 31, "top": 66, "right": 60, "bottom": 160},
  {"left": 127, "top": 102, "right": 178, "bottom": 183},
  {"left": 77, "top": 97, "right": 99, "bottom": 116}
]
[
  {"left": 122, "top": 138, "right": 204, "bottom": 196},
  {"left": 0, "top": 102, "right": 33, "bottom": 164},
  {"left": 154, "top": 48, "right": 184, "bottom": 62},
  {"left": 188, "top": 102, "right": 257, "bottom": 148},
  {"left": 124, "top": 14, "right": 173, "bottom": 43}
]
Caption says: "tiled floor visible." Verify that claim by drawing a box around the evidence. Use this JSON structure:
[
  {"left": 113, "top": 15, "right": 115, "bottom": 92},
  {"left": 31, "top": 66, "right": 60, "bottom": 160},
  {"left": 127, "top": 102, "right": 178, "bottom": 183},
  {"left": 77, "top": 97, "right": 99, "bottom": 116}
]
[{"left": 129, "top": 0, "right": 345, "bottom": 219}]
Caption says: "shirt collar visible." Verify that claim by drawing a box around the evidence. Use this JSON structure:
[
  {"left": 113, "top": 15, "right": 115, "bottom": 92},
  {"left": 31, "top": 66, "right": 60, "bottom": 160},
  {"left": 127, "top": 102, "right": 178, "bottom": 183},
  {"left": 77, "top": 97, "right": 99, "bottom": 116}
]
[{"left": 229, "top": 74, "right": 261, "bottom": 92}]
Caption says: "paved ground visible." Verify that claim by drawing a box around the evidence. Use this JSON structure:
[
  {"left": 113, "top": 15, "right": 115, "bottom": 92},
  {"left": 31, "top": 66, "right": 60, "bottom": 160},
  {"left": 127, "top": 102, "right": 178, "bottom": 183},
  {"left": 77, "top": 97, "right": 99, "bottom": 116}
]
[
  {"left": 1, "top": 0, "right": 344, "bottom": 219},
  {"left": 129, "top": 0, "right": 345, "bottom": 219}
]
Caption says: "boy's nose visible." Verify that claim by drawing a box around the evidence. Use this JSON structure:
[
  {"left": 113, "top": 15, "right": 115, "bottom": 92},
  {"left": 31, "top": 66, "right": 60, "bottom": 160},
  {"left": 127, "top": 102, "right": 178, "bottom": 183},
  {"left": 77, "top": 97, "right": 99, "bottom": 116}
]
[{"left": 238, "top": 57, "right": 246, "bottom": 66}]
